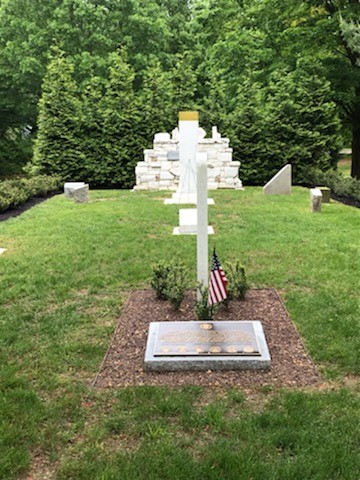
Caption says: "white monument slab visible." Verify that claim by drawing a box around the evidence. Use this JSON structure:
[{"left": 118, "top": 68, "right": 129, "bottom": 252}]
[
  {"left": 0, "top": 248, "right": 7, "bottom": 255},
  {"left": 263, "top": 164, "right": 292, "bottom": 195}
]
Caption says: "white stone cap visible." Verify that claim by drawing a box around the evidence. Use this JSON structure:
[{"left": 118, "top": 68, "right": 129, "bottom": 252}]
[
  {"left": 310, "top": 188, "right": 323, "bottom": 197},
  {"left": 154, "top": 132, "right": 171, "bottom": 143}
]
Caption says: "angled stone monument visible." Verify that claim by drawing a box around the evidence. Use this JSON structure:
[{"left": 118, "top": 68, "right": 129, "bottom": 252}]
[
  {"left": 64, "top": 182, "right": 85, "bottom": 199},
  {"left": 263, "top": 164, "right": 292, "bottom": 195},
  {"left": 72, "top": 184, "right": 89, "bottom": 203}
]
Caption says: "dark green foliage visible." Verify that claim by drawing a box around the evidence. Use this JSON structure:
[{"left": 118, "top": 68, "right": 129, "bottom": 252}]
[
  {"left": 138, "top": 60, "right": 174, "bottom": 147},
  {"left": 33, "top": 48, "right": 142, "bottom": 188},
  {"left": 224, "top": 79, "right": 268, "bottom": 186},
  {"left": 0, "top": 130, "right": 33, "bottom": 177},
  {"left": 265, "top": 69, "right": 342, "bottom": 184},
  {"left": 0, "top": 175, "right": 61, "bottom": 213},
  {"left": 228, "top": 69, "right": 342, "bottom": 186},
  {"left": 100, "top": 49, "right": 142, "bottom": 188},
  {"left": 169, "top": 52, "right": 198, "bottom": 114},
  {"left": 151, "top": 262, "right": 173, "bottom": 300},
  {"left": 306, "top": 168, "right": 360, "bottom": 202},
  {"left": 150, "top": 260, "right": 189, "bottom": 310},
  {"left": 195, "top": 283, "right": 215, "bottom": 320},
  {"left": 224, "top": 261, "right": 249, "bottom": 302},
  {"left": 33, "top": 47, "right": 82, "bottom": 181}
]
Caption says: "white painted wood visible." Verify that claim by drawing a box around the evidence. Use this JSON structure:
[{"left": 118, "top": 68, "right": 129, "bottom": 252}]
[{"left": 197, "top": 152, "right": 209, "bottom": 297}]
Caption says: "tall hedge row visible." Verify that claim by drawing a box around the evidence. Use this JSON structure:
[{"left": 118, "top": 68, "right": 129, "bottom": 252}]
[
  {"left": 31, "top": 48, "right": 342, "bottom": 188},
  {"left": 220, "top": 69, "right": 342, "bottom": 185},
  {"left": 32, "top": 48, "right": 143, "bottom": 188}
]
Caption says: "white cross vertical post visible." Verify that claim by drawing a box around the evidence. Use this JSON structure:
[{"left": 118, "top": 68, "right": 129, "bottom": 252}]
[
  {"left": 197, "top": 152, "right": 208, "bottom": 300},
  {"left": 178, "top": 111, "right": 198, "bottom": 203}
]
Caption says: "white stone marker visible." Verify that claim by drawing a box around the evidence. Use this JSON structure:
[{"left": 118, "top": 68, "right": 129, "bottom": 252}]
[
  {"left": 197, "top": 152, "right": 209, "bottom": 297},
  {"left": 310, "top": 188, "right": 322, "bottom": 212},
  {"left": 263, "top": 164, "right": 292, "bottom": 195},
  {"left": 64, "top": 182, "right": 85, "bottom": 199},
  {"left": 0, "top": 248, "right": 7, "bottom": 255},
  {"left": 72, "top": 184, "right": 89, "bottom": 203}
]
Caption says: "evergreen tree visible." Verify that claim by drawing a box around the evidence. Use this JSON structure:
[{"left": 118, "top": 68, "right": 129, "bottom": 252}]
[
  {"left": 266, "top": 68, "right": 342, "bottom": 184},
  {"left": 138, "top": 59, "right": 174, "bottom": 146},
  {"left": 79, "top": 76, "right": 106, "bottom": 184},
  {"left": 101, "top": 48, "right": 141, "bottom": 188},
  {"left": 169, "top": 52, "right": 197, "bottom": 115},
  {"left": 33, "top": 47, "right": 83, "bottom": 180},
  {"left": 226, "top": 79, "right": 269, "bottom": 186}
]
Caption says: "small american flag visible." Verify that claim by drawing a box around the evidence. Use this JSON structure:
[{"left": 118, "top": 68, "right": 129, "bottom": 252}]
[{"left": 208, "top": 249, "right": 228, "bottom": 306}]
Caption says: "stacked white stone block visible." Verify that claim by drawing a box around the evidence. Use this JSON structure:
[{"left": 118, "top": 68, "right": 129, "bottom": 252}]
[{"left": 134, "top": 127, "right": 243, "bottom": 191}]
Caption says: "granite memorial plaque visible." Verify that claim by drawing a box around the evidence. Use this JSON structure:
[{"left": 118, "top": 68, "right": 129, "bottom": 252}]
[
  {"left": 144, "top": 321, "right": 271, "bottom": 371},
  {"left": 154, "top": 321, "right": 261, "bottom": 356}
]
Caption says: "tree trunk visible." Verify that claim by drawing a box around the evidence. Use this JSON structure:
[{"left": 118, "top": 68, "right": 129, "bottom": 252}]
[{"left": 351, "top": 97, "right": 360, "bottom": 179}]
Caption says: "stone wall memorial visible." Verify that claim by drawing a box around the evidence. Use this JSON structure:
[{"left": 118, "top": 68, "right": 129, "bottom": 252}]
[{"left": 134, "top": 126, "right": 243, "bottom": 191}]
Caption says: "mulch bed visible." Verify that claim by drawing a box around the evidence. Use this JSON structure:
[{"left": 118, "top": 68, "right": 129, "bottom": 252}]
[
  {"left": 94, "top": 289, "right": 321, "bottom": 388},
  {"left": 0, "top": 194, "right": 57, "bottom": 222}
]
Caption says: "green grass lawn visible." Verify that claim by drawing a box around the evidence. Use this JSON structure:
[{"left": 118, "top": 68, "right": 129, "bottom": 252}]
[{"left": 0, "top": 188, "right": 359, "bottom": 479}]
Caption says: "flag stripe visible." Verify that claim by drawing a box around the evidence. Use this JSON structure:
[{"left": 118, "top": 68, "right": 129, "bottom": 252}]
[{"left": 208, "top": 250, "right": 228, "bottom": 306}]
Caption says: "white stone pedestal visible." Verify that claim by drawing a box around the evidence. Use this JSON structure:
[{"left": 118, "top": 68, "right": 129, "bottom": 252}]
[{"left": 173, "top": 209, "right": 214, "bottom": 235}]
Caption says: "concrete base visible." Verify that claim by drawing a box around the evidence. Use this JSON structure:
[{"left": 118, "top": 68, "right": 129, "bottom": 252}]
[{"left": 144, "top": 321, "right": 271, "bottom": 371}]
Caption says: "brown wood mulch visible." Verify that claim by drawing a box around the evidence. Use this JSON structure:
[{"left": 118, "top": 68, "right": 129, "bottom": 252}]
[
  {"left": 0, "top": 194, "right": 58, "bottom": 222},
  {"left": 94, "top": 289, "right": 321, "bottom": 389}
]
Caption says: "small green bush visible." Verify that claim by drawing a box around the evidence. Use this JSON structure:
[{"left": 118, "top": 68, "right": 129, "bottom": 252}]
[
  {"left": 150, "top": 260, "right": 188, "bottom": 310},
  {"left": 0, "top": 175, "right": 61, "bottom": 213},
  {"left": 306, "top": 168, "right": 360, "bottom": 202},
  {"left": 195, "top": 283, "right": 216, "bottom": 320},
  {"left": 224, "top": 261, "right": 249, "bottom": 302}
]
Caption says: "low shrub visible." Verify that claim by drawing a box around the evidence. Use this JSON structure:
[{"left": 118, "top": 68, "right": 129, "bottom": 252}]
[
  {"left": 305, "top": 168, "right": 360, "bottom": 202},
  {"left": 150, "top": 260, "right": 189, "bottom": 310},
  {"left": 0, "top": 175, "right": 62, "bottom": 213},
  {"left": 223, "top": 261, "right": 249, "bottom": 306},
  {"left": 195, "top": 283, "right": 216, "bottom": 320}
]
